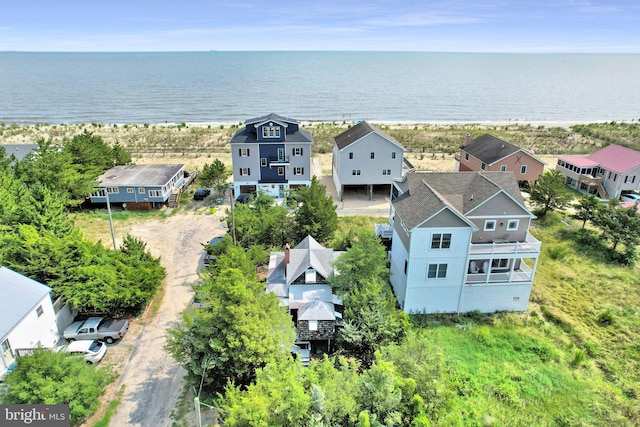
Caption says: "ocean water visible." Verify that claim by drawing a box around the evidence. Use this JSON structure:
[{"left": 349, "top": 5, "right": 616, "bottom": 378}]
[{"left": 1, "top": 51, "right": 639, "bottom": 125}]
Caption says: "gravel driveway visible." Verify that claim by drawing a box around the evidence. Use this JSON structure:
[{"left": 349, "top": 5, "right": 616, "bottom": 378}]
[{"left": 105, "top": 207, "right": 227, "bottom": 427}]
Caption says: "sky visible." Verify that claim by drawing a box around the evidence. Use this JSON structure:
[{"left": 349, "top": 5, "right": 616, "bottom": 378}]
[{"left": 1, "top": 1, "right": 639, "bottom": 53}]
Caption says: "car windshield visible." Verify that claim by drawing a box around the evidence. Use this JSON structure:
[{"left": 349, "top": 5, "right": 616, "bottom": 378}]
[{"left": 88, "top": 341, "right": 101, "bottom": 352}]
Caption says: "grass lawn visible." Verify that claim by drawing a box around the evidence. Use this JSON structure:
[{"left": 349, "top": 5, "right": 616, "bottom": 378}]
[{"left": 410, "top": 213, "right": 639, "bottom": 426}]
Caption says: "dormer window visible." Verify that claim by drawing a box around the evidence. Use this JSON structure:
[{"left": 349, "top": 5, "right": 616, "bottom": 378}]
[{"left": 262, "top": 124, "right": 280, "bottom": 138}]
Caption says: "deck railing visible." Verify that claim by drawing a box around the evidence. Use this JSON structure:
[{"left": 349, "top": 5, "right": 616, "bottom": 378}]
[{"left": 469, "top": 233, "right": 541, "bottom": 255}]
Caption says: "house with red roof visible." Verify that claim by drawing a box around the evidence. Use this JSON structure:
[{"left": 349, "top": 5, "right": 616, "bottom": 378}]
[{"left": 555, "top": 144, "right": 640, "bottom": 199}]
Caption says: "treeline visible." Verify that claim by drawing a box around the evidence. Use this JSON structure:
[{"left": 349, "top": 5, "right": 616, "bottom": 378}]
[{"left": 0, "top": 131, "right": 165, "bottom": 315}]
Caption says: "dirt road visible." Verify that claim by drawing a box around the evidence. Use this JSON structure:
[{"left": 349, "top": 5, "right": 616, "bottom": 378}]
[{"left": 107, "top": 208, "right": 226, "bottom": 427}]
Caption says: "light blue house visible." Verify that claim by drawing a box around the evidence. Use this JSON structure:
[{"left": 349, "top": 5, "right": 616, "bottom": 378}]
[
  {"left": 91, "top": 164, "right": 185, "bottom": 209},
  {"left": 387, "top": 171, "right": 540, "bottom": 314},
  {"left": 230, "top": 113, "right": 312, "bottom": 198}
]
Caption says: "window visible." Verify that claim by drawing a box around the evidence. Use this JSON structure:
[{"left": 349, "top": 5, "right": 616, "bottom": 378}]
[
  {"left": 293, "top": 147, "right": 303, "bottom": 156},
  {"left": 382, "top": 169, "right": 391, "bottom": 175},
  {"left": 370, "top": 152, "right": 375, "bottom": 159},
  {"left": 484, "top": 220, "right": 496, "bottom": 231},
  {"left": 261, "top": 158, "right": 267, "bottom": 167},
  {"left": 520, "top": 165, "right": 527, "bottom": 174},
  {"left": 262, "top": 126, "right": 280, "bottom": 138},
  {"left": 481, "top": 162, "right": 486, "bottom": 170},
  {"left": 127, "top": 188, "right": 134, "bottom": 193},
  {"left": 294, "top": 167, "right": 304, "bottom": 175},
  {"left": 431, "top": 233, "right": 451, "bottom": 249},
  {"left": 240, "top": 168, "right": 250, "bottom": 176},
  {"left": 492, "top": 258, "right": 509, "bottom": 269},
  {"left": 138, "top": 187, "right": 145, "bottom": 194},
  {"left": 352, "top": 169, "right": 361, "bottom": 176},
  {"left": 277, "top": 148, "right": 285, "bottom": 162},
  {"left": 107, "top": 187, "right": 119, "bottom": 193},
  {"left": 392, "top": 152, "right": 396, "bottom": 159},
  {"left": 92, "top": 189, "right": 106, "bottom": 197},
  {"left": 277, "top": 167, "right": 285, "bottom": 176},
  {"left": 404, "top": 260, "right": 408, "bottom": 275},
  {"left": 465, "top": 152, "right": 469, "bottom": 161},
  {"left": 427, "top": 263, "right": 448, "bottom": 279},
  {"left": 308, "top": 320, "right": 318, "bottom": 331},
  {"left": 149, "top": 190, "right": 161, "bottom": 197},
  {"left": 500, "top": 165, "right": 507, "bottom": 172},
  {"left": 239, "top": 148, "right": 250, "bottom": 157},
  {"left": 349, "top": 152, "right": 354, "bottom": 159},
  {"left": 507, "top": 220, "right": 519, "bottom": 231},
  {"left": 1, "top": 339, "right": 12, "bottom": 355},
  {"left": 36, "top": 305, "right": 44, "bottom": 317}
]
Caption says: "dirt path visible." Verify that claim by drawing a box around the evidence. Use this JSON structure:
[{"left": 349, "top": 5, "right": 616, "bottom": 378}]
[{"left": 107, "top": 208, "right": 226, "bottom": 427}]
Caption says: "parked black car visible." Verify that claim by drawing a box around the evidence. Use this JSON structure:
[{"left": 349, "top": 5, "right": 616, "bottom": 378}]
[
  {"left": 194, "top": 188, "right": 211, "bottom": 200},
  {"left": 235, "top": 193, "right": 251, "bottom": 204},
  {"left": 203, "top": 236, "right": 224, "bottom": 265}
]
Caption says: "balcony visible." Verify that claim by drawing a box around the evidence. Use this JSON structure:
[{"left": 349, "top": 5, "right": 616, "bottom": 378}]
[
  {"left": 466, "top": 261, "right": 534, "bottom": 285},
  {"left": 269, "top": 155, "right": 289, "bottom": 167},
  {"left": 469, "top": 232, "right": 540, "bottom": 256}
]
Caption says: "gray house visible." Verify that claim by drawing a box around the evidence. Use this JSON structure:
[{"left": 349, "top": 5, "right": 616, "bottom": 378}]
[
  {"left": 266, "top": 236, "right": 343, "bottom": 355},
  {"left": 90, "top": 164, "right": 185, "bottom": 209},
  {"left": 230, "top": 113, "right": 312, "bottom": 198},
  {"left": 332, "top": 121, "right": 406, "bottom": 201},
  {"left": 387, "top": 171, "right": 540, "bottom": 314}
]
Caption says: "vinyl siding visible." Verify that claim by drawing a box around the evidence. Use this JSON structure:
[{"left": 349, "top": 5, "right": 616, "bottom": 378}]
[{"left": 336, "top": 132, "right": 404, "bottom": 185}]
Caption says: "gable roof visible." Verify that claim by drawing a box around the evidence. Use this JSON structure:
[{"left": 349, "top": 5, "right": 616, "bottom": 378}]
[
  {"left": 229, "top": 113, "right": 312, "bottom": 145},
  {"left": 266, "top": 236, "right": 344, "bottom": 287},
  {"left": 245, "top": 113, "right": 299, "bottom": 126},
  {"left": 286, "top": 236, "right": 342, "bottom": 285},
  {"left": 334, "top": 121, "right": 404, "bottom": 151},
  {"left": 96, "top": 164, "right": 184, "bottom": 187},
  {"left": 586, "top": 144, "right": 640, "bottom": 174},
  {"left": 392, "top": 171, "right": 527, "bottom": 230},
  {"left": 298, "top": 299, "right": 337, "bottom": 321},
  {"left": 463, "top": 134, "right": 546, "bottom": 166},
  {"left": 0, "top": 267, "right": 52, "bottom": 339}
]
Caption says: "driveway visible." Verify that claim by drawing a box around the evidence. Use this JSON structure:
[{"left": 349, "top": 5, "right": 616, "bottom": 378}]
[{"left": 105, "top": 207, "right": 226, "bottom": 427}]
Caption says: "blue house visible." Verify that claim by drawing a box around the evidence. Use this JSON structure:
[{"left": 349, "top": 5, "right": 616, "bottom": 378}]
[
  {"left": 91, "top": 164, "right": 185, "bottom": 209},
  {"left": 230, "top": 113, "right": 312, "bottom": 198}
]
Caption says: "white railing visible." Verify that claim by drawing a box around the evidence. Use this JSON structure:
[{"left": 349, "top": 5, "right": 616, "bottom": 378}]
[
  {"left": 374, "top": 223, "right": 393, "bottom": 239},
  {"left": 465, "top": 263, "right": 534, "bottom": 284},
  {"left": 469, "top": 233, "right": 541, "bottom": 255}
]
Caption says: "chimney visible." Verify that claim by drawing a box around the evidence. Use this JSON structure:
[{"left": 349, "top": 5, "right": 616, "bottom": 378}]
[
  {"left": 463, "top": 133, "right": 471, "bottom": 147},
  {"left": 284, "top": 244, "right": 290, "bottom": 273}
]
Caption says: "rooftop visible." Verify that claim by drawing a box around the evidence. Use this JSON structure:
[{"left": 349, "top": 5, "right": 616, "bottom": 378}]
[
  {"left": 0, "top": 267, "right": 52, "bottom": 339},
  {"left": 96, "top": 164, "right": 184, "bottom": 187}
]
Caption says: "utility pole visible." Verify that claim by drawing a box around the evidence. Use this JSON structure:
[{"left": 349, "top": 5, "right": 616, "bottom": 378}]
[
  {"left": 105, "top": 190, "right": 117, "bottom": 250},
  {"left": 230, "top": 188, "right": 237, "bottom": 246}
]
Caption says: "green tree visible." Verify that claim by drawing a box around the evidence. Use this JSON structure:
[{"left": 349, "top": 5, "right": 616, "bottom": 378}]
[
  {"left": 338, "top": 279, "right": 409, "bottom": 368},
  {"left": 199, "top": 159, "right": 229, "bottom": 189},
  {"left": 572, "top": 194, "right": 600, "bottom": 229},
  {"left": 64, "top": 130, "right": 116, "bottom": 174},
  {"left": 111, "top": 141, "right": 132, "bottom": 165},
  {"left": 293, "top": 176, "right": 338, "bottom": 244},
  {"left": 3, "top": 349, "right": 108, "bottom": 426},
  {"left": 226, "top": 192, "right": 293, "bottom": 249},
  {"left": 221, "top": 357, "right": 311, "bottom": 426},
  {"left": 529, "top": 170, "right": 572, "bottom": 217},
  {"left": 166, "top": 267, "right": 295, "bottom": 393},
  {"left": 330, "top": 231, "right": 389, "bottom": 293},
  {"left": 595, "top": 200, "right": 640, "bottom": 259}
]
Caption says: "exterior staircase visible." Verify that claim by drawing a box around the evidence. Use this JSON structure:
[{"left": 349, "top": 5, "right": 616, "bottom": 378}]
[{"left": 168, "top": 190, "right": 181, "bottom": 208}]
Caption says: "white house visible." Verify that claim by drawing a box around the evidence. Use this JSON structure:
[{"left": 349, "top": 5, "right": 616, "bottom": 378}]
[
  {"left": 0, "top": 267, "right": 59, "bottom": 378},
  {"left": 555, "top": 144, "right": 640, "bottom": 199},
  {"left": 332, "top": 121, "right": 406, "bottom": 201},
  {"left": 387, "top": 171, "right": 541, "bottom": 314}
]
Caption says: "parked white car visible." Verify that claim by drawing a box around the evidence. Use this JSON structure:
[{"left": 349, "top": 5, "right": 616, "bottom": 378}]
[
  {"left": 620, "top": 193, "right": 640, "bottom": 203},
  {"left": 57, "top": 339, "right": 107, "bottom": 364}
]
